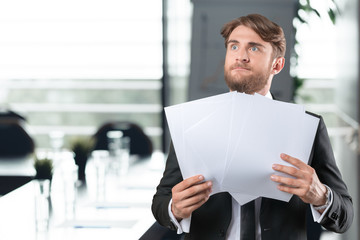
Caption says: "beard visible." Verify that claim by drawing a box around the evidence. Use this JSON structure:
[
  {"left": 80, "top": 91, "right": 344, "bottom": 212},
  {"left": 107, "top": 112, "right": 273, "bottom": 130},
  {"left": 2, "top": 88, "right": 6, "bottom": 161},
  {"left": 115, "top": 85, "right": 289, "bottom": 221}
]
[{"left": 224, "top": 62, "right": 271, "bottom": 94}]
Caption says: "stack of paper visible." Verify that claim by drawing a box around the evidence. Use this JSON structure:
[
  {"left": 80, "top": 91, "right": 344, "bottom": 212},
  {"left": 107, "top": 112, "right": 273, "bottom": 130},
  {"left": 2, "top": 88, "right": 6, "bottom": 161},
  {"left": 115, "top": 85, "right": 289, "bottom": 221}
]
[{"left": 165, "top": 92, "right": 319, "bottom": 205}]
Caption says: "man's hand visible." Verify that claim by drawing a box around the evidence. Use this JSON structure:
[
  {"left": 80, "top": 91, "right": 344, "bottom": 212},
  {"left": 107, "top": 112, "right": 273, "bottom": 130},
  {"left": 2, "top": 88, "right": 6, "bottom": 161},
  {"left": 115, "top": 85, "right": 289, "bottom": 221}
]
[
  {"left": 171, "top": 175, "right": 212, "bottom": 221},
  {"left": 270, "top": 153, "right": 328, "bottom": 208}
]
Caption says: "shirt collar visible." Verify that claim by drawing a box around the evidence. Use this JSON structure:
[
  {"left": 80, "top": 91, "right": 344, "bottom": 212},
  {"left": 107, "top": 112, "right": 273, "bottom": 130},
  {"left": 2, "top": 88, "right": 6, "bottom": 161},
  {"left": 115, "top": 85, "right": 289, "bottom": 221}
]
[{"left": 264, "top": 91, "right": 273, "bottom": 100}]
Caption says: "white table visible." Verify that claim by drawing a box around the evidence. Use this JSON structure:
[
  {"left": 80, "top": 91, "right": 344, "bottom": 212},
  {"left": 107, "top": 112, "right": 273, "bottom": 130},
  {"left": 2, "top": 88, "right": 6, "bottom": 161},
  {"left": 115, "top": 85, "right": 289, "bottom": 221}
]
[
  {"left": 0, "top": 156, "right": 35, "bottom": 195},
  {"left": 0, "top": 152, "right": 165, "bottom": 240}
]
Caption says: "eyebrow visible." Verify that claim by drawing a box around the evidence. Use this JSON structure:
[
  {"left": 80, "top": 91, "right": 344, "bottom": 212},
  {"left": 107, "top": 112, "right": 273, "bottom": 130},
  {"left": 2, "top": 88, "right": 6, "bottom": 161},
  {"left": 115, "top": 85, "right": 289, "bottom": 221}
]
[
  {"left": 226, "top": 40, "right": 265, "bottom": 49},
  {"left": 248, "top": 42, "right": 265, "bottom": 49},
  {"left": 227, "top": 39, "right": 239, "bottom": 44}
]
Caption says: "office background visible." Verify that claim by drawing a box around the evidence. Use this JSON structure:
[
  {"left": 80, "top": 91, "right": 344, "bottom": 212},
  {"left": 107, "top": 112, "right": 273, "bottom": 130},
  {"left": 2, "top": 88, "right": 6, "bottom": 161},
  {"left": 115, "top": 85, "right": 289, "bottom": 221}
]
[{"left": 0, "top": 0, "right": 358, "bottom": 239}]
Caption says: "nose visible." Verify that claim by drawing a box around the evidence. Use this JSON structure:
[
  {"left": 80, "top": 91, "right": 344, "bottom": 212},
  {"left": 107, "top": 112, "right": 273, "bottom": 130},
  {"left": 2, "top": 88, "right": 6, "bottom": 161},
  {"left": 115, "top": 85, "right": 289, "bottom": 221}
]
[{"left": 236, "top": 48, "right": 249, "bottom": 63}]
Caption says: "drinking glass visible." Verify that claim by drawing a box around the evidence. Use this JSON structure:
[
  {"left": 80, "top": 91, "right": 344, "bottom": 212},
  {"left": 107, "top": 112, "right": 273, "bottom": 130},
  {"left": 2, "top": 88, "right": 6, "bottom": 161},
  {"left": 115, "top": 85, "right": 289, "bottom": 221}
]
[{"left": 34, "top": 179, "right": 51, "bottom": 232}]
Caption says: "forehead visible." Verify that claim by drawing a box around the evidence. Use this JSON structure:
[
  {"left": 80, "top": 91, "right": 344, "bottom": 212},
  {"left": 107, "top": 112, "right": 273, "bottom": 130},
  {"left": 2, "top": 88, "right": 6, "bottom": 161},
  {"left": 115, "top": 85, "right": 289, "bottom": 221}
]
[{"left": 228, "top": 25, "right": 271, "bottom": 48}]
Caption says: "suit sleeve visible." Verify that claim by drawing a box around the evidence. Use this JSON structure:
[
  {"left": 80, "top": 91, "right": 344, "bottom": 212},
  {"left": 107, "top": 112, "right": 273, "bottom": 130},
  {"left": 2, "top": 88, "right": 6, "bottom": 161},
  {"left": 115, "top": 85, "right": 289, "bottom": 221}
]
[
  {"left": 151, "top": 141, "right": 184, "bottom": 231},
  {"left": 309, "top": 115, "right": 354, "bottom": 233}
]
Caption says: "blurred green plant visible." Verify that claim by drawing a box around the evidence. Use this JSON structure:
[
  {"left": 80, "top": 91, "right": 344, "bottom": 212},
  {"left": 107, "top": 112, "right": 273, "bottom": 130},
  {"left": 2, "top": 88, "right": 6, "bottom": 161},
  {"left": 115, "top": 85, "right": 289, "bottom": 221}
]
[
  {"left": 34, "top": 157, "right": 53, "bottom": 180},
  {"left": 292, "top": 0, "right": 340, "bottom": 100},
  {"left": 296, "top": 0, "right": 340, "bottom": 24},
  {"left": 70, "top": 136, "right": 94, "bottom": 180}
]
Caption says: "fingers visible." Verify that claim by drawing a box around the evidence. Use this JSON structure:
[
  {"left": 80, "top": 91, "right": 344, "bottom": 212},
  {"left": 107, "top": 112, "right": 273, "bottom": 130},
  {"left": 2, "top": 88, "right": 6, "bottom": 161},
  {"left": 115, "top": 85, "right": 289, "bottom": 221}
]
[
  {"left": 173, "top": 176, "right": 212, "bottom": 202},
  {"left": 171, "top": 175, "right": 213, "bottom": 220},
  {"left": 173, "top": 175, "right": 206, "bottom": 193},
  {"left": 270, "top": 168, "right": 308, "bottom": 202},
  {"left": 279, "top": 153, "right": 307, "bottom": 170},
  {"left": 270, "top": 153, "right": 306, "bottom": 192},
  {"left": 271, "top": 153, "right": 327, "bottom": 205},
  {"left": 171, "top": 192, "right": 210, "bottom": 219},
  {"left": 172, "top": 187, "right": 211, "bottom": 215},
  {"left": 270, "top": 174, "right": 302, "bottom": 188},
  {"left": 272, "top": 153, "right": 312, "bottom": 179},
  {"left": 271, "top": 153, "right": 308, "bottom": 187},
  {"left": 275, "top": 184, "right": 304, "bottom": 196},
  {"left": 272, "top": 163, "right": 303, "bottom": 179},
  {"left": 172, "top": 175, "right": 212, "bottom": 202}
]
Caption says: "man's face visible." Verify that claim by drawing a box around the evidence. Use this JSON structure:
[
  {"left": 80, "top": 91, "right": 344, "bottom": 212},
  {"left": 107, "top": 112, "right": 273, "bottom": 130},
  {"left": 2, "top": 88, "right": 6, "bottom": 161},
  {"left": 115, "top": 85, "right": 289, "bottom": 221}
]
[{"left": 224, "top": 25, "right": 275, "bottom": 95}]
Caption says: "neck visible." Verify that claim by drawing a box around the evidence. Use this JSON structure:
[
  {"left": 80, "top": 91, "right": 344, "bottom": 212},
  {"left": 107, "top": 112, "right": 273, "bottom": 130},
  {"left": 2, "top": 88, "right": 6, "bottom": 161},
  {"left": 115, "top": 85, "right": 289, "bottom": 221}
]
[{"left": 256, "top": 77, "right": 273, "bottom": 96}]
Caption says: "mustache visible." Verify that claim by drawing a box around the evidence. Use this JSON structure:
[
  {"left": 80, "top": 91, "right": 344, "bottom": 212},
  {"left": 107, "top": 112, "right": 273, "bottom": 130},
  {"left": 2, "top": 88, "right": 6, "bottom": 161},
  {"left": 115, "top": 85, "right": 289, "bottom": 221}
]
[{"left": 230, "top": 63, "right": 250, "bottom": 70}]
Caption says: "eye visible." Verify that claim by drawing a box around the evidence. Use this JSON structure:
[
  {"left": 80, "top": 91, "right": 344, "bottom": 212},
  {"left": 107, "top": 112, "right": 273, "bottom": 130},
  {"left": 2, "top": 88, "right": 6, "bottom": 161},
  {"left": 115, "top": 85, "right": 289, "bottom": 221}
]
[
  {"left": 231, "top": 45, "right": 238, "bottom": 51},
  {"left": 250, "top": 46, "right": 258, "bottom": 52}
]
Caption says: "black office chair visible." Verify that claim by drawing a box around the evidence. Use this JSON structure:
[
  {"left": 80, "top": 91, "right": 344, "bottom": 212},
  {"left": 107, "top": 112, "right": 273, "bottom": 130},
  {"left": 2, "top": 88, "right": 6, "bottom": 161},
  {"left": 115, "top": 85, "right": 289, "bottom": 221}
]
[
  {"left": 0, "top": 109, "right": 35, "bottom": 195},
  {"left": 92, "top": 121, "right": 153, "bottom": 157},
  {"left": 0, "top": 109, "right": 35, "bottom": 158}
]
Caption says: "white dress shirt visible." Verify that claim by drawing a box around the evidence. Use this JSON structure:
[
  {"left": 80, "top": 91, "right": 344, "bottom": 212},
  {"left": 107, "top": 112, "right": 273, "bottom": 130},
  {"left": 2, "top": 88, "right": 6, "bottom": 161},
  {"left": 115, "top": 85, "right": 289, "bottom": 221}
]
[{"left": 169, "top": 187, "right": 333, "bottom": 239}]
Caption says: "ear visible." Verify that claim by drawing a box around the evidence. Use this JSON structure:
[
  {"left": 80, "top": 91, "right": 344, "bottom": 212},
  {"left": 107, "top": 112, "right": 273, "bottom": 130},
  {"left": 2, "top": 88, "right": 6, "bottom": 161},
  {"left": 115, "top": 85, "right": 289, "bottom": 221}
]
[{"left": 271, "top": 57, "right": 285, "bottom": 75}]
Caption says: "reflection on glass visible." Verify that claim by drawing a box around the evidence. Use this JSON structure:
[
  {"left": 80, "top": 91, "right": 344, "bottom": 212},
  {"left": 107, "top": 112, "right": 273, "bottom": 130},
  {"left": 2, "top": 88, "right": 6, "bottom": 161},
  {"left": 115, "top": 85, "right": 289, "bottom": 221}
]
[
  {"left": 91, "top": 150, "right": 110, "bottom": 202},
  {"left": 107, "top": 131, "right": 130, "bottom": 177},
  {"left": 34, "top": 179, "right": 51, "bottom": 232},
  {"left": 49, "top": 131, "right": 64, "bottom": 152}
]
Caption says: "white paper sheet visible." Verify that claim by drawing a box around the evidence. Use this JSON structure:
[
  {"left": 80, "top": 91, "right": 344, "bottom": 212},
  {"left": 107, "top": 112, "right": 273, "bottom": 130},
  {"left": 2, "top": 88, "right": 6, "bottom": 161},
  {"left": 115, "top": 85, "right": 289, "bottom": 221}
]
[
  {"left": 165, "top": 92, "right": 235, "bottom": 180},
  {"left": 165, "top": 92, "right": 319, "bottom": 204},
  {"left": 221, "top": 94, "right": 305, "bottom": 201},
  {"left": 184, "top": 97, "right": 233, "bottom": 193}
]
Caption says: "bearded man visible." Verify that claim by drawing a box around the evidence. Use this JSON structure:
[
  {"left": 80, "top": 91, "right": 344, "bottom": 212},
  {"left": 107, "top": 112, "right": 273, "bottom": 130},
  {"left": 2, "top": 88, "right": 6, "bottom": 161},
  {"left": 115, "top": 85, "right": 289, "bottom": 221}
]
[{"left": 152, "top": 13, "right": 353, "bottom": 240}]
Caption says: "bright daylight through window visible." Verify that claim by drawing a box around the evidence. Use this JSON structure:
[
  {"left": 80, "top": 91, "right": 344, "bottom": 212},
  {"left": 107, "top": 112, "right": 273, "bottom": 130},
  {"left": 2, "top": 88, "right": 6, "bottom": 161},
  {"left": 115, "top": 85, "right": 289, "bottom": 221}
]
[{"left": 0, "top": 0, "right": 163, "bottom": 149}]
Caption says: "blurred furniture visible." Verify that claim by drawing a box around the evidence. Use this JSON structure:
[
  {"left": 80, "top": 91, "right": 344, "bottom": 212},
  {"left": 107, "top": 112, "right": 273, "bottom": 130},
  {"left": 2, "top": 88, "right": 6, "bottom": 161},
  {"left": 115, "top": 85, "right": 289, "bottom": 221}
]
[
  {"left": 0, "top": 109, "right": 35, "bottom": 195},
  {"left": 0, "top": 109, "right": 34, "bottom": 157},
  {"left": 92, "top": 121, "right": 153, "bottom": 156},
  {"left": 0, "top": 153, "right": 163, "bottom": 239},
  {"left": 0, "top": 156, "right": 35, "bottom": 195}
]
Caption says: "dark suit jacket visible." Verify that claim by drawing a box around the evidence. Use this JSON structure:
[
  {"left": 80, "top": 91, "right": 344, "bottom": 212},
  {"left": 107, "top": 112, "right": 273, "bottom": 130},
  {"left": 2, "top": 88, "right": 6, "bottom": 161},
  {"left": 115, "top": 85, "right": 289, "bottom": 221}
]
[{"left": 152, "top": 113, "right": 353, "bottom": 240}]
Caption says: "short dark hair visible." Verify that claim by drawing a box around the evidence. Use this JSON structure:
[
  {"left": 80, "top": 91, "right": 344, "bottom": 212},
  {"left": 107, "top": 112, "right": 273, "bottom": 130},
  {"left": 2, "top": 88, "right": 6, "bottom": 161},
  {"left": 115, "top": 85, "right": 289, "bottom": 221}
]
[{"left": 220, "top": 14, "right": 286, "bottom": 58}]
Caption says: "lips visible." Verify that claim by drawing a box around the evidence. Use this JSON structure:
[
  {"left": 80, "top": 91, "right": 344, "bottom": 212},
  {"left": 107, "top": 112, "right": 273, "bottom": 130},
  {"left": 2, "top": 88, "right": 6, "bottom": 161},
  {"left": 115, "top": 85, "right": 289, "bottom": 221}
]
[{"left": 231, "top": 64, "right": 250, "bottom": 71}]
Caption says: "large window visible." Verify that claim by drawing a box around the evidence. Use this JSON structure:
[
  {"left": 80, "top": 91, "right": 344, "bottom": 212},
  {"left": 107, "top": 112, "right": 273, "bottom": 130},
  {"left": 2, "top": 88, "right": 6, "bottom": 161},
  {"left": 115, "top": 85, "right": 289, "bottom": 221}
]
[
  {"left": 165, "top": 0, "right": 193, "bottom": 106},
  {"left": 0, "top": 0, "right": 163, "bottom": 149},
  {"left": 294, "top": 2, "right": 356, "bottom": 137}
]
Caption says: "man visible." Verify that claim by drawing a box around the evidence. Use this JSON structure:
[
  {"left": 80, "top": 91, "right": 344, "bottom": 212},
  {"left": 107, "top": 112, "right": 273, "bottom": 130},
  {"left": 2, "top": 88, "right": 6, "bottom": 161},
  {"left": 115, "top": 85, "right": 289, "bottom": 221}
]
[{"left": 152, "top": 14, "right": 353, "bottom": 239}]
